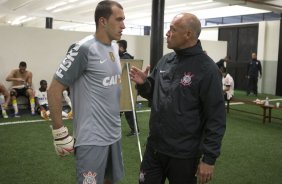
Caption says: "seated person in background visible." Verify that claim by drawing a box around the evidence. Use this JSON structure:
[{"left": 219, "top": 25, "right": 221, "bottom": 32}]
[
  {"left": 0, "top": 83, "right": 10, "bottom": 118},
  {"left": 62, "top": 87, "right": 73, "bottom": 119},
  {"left": 6, "top": 61, "right": 35, "bottom": 117},
  {"left": 216, "top": 55, "right": 231, "bottom": 69},
  {"left": 35, "top": 80, "right": 70, "bottom": 120},
  {"left": 220, "top": 67, "right": 234, "bottom": 101}
]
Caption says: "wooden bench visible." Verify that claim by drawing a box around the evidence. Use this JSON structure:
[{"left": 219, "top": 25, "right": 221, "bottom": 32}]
[
  {"left": 226, "top": 98, "right": 282, "bottom": 124},
  {"left": 259, "top": 104, "right": 282, "bottom": 123}
]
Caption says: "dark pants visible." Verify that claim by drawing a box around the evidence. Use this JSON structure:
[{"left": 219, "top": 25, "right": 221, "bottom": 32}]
[
  {"left": 247, "top": 77, "right": 258, "bottom": 95},
  {"left": 124, "top": 111, "right": 139, "bottom": 132},
  {"left": 139, "top": 144, "right": 199, "bottom": 184}
]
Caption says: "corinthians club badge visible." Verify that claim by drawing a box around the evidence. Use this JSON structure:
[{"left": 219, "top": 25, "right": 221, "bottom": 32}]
[{"left": 109, "top": 52, "right": 115, "bottom": 62}]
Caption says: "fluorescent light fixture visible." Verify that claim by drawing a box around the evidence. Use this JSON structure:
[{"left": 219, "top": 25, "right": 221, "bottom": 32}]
[
  {"left": 9, "top": 16, "right": 36, "bottom": 25},
  {"left": 78, "top": 0, "right": 96, "bottom": 6},
  {"left": 46, "top": 2, "right": 67, "bottom": 11},
  {"left": 20, "top": 17, "right": 36, "bottom": 23},
  {"left": 52, "top": 5, "right": 74, "bottom": 13},
  {"left": 10, "top": 15, "right": 26, "bottom": 25}
]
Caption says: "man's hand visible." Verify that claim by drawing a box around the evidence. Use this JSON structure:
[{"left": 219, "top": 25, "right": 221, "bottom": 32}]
[
  {"left": 196, "top": 161, "right": 214, "bottom": 184},
  {"left": 129, "top": 66, "right": 150, "bottom": 85},
  {"left": 51, "top": 126, "right": 74, "bottom": 156}
]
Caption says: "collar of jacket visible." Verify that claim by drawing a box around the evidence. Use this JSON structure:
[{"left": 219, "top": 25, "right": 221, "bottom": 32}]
[{"left": 174, "top": 40, "right": 203, "bottom": 56}]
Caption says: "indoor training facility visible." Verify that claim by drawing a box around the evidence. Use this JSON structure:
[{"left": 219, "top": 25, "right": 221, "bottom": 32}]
[{"left": 0, "top": 0, "right": 282, "bottom": 183}]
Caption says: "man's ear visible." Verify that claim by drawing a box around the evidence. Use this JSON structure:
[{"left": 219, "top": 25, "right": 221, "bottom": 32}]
[
  {"left": 185, "top": 30, "right": 193, "bottom": 40},
  {"left": 99, "top": 17, "right": 106, "bottom": 26}
]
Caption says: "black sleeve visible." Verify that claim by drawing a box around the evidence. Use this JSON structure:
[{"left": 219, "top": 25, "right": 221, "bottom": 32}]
[
  {"left": 258, "top": 61, "right": 262, "bottom": 75},
  {"left": 247, "top": 62, "right": 250, "bottom": 75},
  {"left": 200, "top": 65, "right": 226, "bottom": 165}
]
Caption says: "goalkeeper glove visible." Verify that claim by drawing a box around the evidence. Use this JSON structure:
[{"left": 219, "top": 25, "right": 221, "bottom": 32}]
[{"left": 51, "top": 126, "right": 74, "bottom": 156}]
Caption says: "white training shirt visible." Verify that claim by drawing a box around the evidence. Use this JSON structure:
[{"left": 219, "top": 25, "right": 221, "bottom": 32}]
[
  {"left": 35, "top": 89, "right": 48, "bottom": 105},
  {"left": 222, "top": 73, "right": 234, "bottom": 100}
]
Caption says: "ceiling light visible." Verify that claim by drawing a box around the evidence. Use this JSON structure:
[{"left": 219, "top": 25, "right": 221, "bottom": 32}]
[
  {"left": 20, "top": 17, "right": 36, "bottom": 24},
  {"left": 46, "top": 2, "right": 67, "bottom": 11},
  {"left": 52, "top": 5, "right": 74, "bottom": 13},
  {"left": 10, "top": 15, "right": 26, "bottom": 25},
  {"left": 9, "top": 16, "right": 36, "bottom": 25},
  {"left": 78, "top": 0, "right": 97, "bottom": 6}
]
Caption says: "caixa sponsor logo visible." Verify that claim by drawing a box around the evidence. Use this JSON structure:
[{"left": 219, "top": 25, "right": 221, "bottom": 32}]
[
  {"left": 56, "top": 44, "right": 80, "bottom": 78},
  {"left": 102, "top": 74, "right": 121, "bottom": 87}
]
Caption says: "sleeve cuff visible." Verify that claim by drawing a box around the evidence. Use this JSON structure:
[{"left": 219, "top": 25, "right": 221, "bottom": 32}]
[
  {"left": 136, "top": 79, "right": 151, "bottom": 91},
  {"left": 202, "top": 155, "right": 216, "bottom": 165}
]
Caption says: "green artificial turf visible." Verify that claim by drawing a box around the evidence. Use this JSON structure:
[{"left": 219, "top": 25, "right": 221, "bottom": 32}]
[{"left": 0, "top": 91, "right": 282, "bottom": 183}]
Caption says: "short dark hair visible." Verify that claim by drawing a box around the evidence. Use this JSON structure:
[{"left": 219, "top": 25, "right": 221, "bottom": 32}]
[
  {"left": 94, "top": 0, "right": 123, "bottom": 28},
  {"left": 40, "top": 80, "right": 47, "bottom": 86},
  {"left": 117, "top": 40, "right": 127, "bottom": 50},
  {"left": 220, "top": 67, "right": 227, "bottom": 73},
  {"left": 19, "top": 61, "right": 27, "bottom": 67}
]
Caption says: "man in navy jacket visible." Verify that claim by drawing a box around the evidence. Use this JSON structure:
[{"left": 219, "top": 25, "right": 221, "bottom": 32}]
[{"left": 130, "top": 13, "right": 226, "bottom": 184}]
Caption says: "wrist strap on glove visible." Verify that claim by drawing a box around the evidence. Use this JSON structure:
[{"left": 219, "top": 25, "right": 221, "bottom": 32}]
[{"left": 52, "top": 126, "right": 69, "bottom": 140}]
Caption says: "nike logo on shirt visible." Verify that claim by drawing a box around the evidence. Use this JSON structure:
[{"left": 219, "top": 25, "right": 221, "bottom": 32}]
[
  {"left": 160, "top": 70, "right": 166, "bottom": 73},
  {"left": 100, "top": 59, "right": 107, "bottom": 64}
]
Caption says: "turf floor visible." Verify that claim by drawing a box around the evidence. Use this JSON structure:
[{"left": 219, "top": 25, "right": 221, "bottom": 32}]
[{"left": 0, "top": 90, "right": 282, "bottom": 184}]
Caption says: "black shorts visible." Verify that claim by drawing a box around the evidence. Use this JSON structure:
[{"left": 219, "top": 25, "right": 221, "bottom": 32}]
[
  {"left": 11, "top": 87, "right": 28, "bottom": 97},
  {"left": 139, "top": 143, "right": 199, "bottom": 184}
]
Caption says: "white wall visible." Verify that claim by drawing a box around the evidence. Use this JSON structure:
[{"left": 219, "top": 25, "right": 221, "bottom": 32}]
[
  {"left": 258, "top": 20, "right": 280, "bottom": 95},
  {"left": 0, "top": 26, "right": 90, "bottom": 90},
  {"left": 200, "top": 27, "right": 226, "bottom": 62},
  {"left": 0, "top": 26, "right": 226, "bottom": 91},
  {"left": 120, "top": 34, "right": 150, "bottom": 70},
  {"left": 0, "top": 26, "right": 150, "bottom": 90},
  {"left": 200, "top": 27, "right": 219, "bottom": 41}
]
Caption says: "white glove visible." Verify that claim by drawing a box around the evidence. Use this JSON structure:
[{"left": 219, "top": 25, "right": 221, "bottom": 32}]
[{"left": 51, "top": 126, "right": 74, "bottom": 156}]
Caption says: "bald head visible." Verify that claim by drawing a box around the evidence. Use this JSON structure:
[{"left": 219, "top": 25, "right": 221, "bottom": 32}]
[
  {"left": 166, "top": 13, "right": 201, "bottom": 50},
  {"left": 180, "top": 13, "right": 201, "bottom": 39}
]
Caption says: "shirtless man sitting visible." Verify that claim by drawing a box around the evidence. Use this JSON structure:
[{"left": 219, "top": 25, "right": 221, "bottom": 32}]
[{"left": 6, "top": 61, "right": 35, "bottom": 116}]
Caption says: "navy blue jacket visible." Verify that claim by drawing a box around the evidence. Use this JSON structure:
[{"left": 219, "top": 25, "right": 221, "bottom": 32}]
[
  {"left": 247, "top": 59, "right": 262, "bottom": 78},
  {"left": 137, "top": 41, "right": 226, "bottom": 165},
  {"left": 119, "top": 51, "right": 134, "bottom": 59}
]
